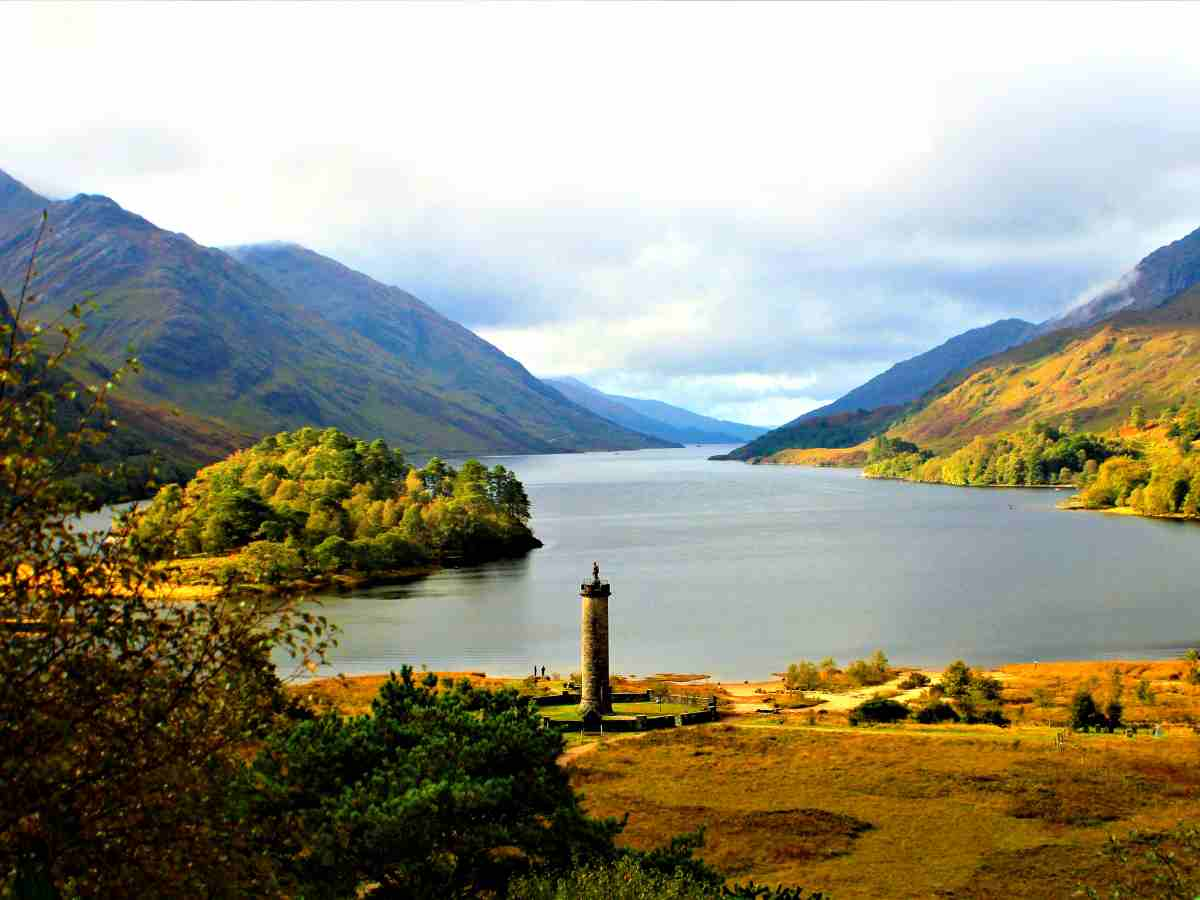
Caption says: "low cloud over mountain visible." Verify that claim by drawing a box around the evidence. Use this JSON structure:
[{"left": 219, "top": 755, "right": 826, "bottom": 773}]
[{"left": 9, "top": 4, "right": 1200, "bottom": 423}]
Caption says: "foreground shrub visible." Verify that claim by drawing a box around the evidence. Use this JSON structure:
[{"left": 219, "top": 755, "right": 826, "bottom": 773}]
[
  {"left": 241, "top": 666, "right": 624, "bottom": 898},
  {"left": 1083, "top": 822, "right": 1200, "bottom": 899},
  {"left": 511, "top": 855, "right": 827, "bottom": 899},
  {"left": 849, "top": 697, "right": 910, "bottom": 725},
  {"left": 0, "top": 224, "right": 333, "bottom": 897}
]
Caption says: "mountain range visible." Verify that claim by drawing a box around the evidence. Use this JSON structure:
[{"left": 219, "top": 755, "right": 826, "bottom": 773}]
[
  {"left": 542, "top": 377, "right": 766, "bottom": 445},
  {"left": 889, "top": 280, "right": 1200, "bottom": 452},
  {"left": 728, "top": 221, "right": 1200, "bottom": 461},
  {"left": 0, "top": 169, "right": 675, "bottom": 482}
]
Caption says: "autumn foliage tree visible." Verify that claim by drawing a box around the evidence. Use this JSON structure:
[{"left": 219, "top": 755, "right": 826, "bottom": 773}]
[{"left": 0, "top": 217, "right": 332, "bottom": 897}]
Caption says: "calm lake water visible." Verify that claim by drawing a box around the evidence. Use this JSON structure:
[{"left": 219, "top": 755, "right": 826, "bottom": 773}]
[{"left": 282, "top": 445, "right": 1200, "bottom": 682}]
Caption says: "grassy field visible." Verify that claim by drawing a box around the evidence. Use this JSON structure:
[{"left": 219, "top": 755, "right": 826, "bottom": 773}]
[
  {"left": 286, "top": 660, "right": 1200, "bottom": 895},
  {"left": 567, "top": 721, "right": 1200, "bottom": 898},
  {"left": 539, "top": 701, "right": 699, "bottom": 721}
]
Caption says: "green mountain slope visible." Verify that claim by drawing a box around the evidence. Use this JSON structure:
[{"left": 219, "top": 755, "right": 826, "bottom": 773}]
[
  {"left": 888, "top": 282, "right": 1200, "bottom": 453},
  {"left": 711, "top": 406, "right": 903, "bottom": 461},
  {"left": 717, "top": 319, "right": 1035, "bottom": 460},
  {"left": 541, "top": 376, "right": 763, "bottom": 444},
  {"left": 0, "top": 170, "right": 670, "bottom": 463},
  {"left": 796, "top": 318, "right": 1037, "bottom": 423},
  {"left": 225, "top": 242, "right": 673, "bottom": 454}
]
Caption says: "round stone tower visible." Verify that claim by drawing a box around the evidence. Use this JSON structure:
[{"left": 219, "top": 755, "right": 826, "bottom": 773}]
[{"left": 579, "top": 565, "right": 612, "bottom": 720}]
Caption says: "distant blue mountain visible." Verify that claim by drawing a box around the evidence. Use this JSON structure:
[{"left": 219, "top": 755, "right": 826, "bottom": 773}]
[{"left": 542, "top": 377, "right": 768, "bottom": 444}]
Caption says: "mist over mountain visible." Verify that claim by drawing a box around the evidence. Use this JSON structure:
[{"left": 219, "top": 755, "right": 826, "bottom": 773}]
[{"left": 1036, "top": 224, "right": 1200, "bottom": 337}]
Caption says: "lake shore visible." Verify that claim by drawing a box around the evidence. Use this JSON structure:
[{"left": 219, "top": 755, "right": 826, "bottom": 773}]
[{"left": 294, "top": 656, "right": 1200, "bottom": 725}]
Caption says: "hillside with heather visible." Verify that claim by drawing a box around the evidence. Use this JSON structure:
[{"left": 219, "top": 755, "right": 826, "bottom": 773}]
[
  {"left": 797, "top": 318, "right": 1038, "bottom": 422},
  {"left": 886, "top": 282, "right": 1200, "bottom": 453},
  {"left": 0, "top": 170, "right": 672, "bottom": 473},
  {"left": 712, "top": 405, "right": 903, "bottom": 461}
]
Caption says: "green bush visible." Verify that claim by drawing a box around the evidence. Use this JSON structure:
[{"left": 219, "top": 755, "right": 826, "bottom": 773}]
[
  {"left": 240, "top": 667, "right": 624, "bottom": 898},
  {"left": 940, "top": 660, "right": 974, "bottom": 699},
  {"left": 1135, "top": 678, "right": 1156, "bottom": 705},
  {"left": 914, "top": 701, "right": 960, "bottom": 724},
  {"left": 898, "top": 671, "right": 931, "bottom": 690},
  {"left": 238, "top": 540, "right": 304, "bottom": 585},
  {"left": 849, "top": 697, "right": 909, "bottom": 725}
]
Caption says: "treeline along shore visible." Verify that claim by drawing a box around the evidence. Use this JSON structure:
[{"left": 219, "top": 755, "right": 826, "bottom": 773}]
[{"left": 131, "top": 425, "right": 542, "bottom": 596}]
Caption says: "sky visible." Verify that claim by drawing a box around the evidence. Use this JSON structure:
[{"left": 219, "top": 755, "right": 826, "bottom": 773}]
[{"left": 6, "top": 2, "right": 1200, "bottom": 426}]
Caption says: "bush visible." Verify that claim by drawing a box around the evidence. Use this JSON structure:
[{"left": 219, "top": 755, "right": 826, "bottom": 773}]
[
  {"left": 961, "top": 706, "right": 1011, "bottom": 727},
  {"left": 1070, "top": 689, "right": 1109, "bottom": 730},
  {"left": 1135, "top": 678, "right": 1156, "bottom": 705},
  {"left": 899, "top": 671, "right": 931, "bottom": 690},
  {"left": 1085, "top": 823, "right": 1200, "bottom": 899},
  {"left": 914, "top": 701, "right": 960, "bottom": 724},
  {"left": 849, "top": 697, "right": 909, "bottom": 726},
  {"left": 242, "top": 667, "right": 624, "bottom": 897},
  {"left": 510, "top": 855, "right": 826, "bottom": 899},
  {"left": 238, "top": 539, "right": 304, "bottom": 585},
  {"left": 312, "top": 534, "right": 353, "bottom": 572}
]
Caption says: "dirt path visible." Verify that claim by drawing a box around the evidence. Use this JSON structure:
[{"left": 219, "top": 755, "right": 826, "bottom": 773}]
[
  {"left": 556, "top": 731, "right": 647, "bottom": 765},
  {"left": 707, "top": 670, "right": 966, "bottom": 713}
]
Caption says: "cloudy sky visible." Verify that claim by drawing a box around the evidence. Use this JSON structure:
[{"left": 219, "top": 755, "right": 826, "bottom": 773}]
[{"left": 7, "top": 2, "right": 1200, "bottom": 425}]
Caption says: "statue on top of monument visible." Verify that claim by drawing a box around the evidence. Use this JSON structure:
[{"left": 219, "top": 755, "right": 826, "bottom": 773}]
[{"left": 592, "top": 561, "right": 600, "bottom": 582}]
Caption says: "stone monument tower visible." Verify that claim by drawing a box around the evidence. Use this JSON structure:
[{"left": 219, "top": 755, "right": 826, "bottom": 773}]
[{"left": 579, "top": 562, "right": 612, "bottom": 721}]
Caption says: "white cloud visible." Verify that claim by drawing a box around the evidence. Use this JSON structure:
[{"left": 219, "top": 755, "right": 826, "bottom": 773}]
[{"left": 6, "top": 2, "right": 1200, "bottom": 419}]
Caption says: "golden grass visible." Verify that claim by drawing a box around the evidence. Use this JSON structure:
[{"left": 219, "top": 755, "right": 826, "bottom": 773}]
[
  {"left": 760, "top": 445, "right": 870, "bottom": 467},
  {"left": 567, "top": 721, "right": 1200, "bottom": 898},
  {"left": 999, "top": 659, "right": 1200, "bottom": 726}
]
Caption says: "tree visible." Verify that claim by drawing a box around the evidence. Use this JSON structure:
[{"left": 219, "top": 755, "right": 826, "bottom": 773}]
[
  {"left": 940, "top": 660, "right": 974, "bottom": 699},
  {"left": 242, "top": 667, "right": 624, "bottom": 898},
  {"left": 0, "top": 221, "right": 332, "bottom": 896},
  {"left": 784, "top": 660, "right": 821, "bottom": 691},
  {"left": 1069, "top": 689, "right": 1108, "bottom": 730},
  {"left": 1129, "top": 404, "right": 1145, "bottom": 429}
]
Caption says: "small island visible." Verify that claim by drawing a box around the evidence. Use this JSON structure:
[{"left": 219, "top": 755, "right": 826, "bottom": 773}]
[{"left": 133, "top": 425, "right": 541, "bottom": 594}]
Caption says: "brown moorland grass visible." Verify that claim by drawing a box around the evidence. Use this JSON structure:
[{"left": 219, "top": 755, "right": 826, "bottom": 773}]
[
  {"left": 566, "top": 721, "right": 1200, "bottom": 898},
  {"left": 999, "top": 659, "right": 1200, "bottom": 726}
]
